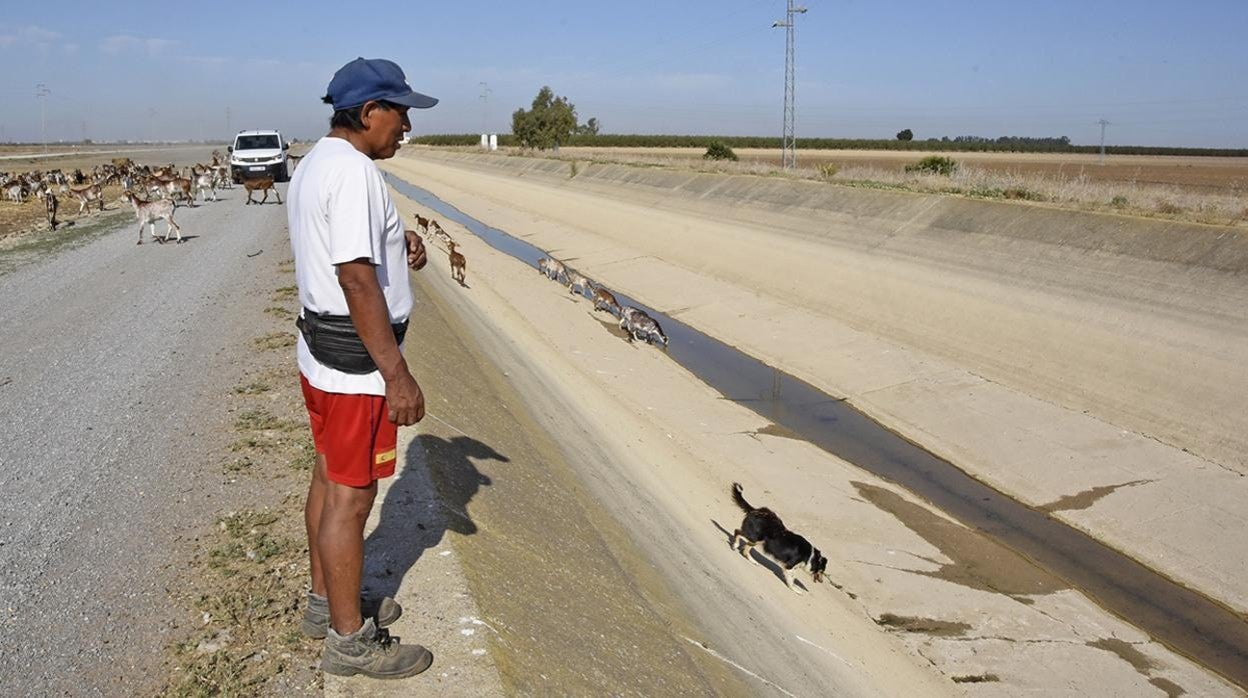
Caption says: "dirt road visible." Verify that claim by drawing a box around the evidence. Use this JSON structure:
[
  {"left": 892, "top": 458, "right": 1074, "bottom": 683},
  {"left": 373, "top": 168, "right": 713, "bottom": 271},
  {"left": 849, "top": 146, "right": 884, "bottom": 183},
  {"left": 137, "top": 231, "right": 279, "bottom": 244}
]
[{"left": 0, "top": 185, "right": 295, "bottom": 693}]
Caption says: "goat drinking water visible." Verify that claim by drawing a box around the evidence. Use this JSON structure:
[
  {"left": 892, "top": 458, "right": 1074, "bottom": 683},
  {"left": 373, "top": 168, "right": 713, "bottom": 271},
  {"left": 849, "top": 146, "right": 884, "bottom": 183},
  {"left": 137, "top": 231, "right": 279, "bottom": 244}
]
[{"left": 619, "top": 306, "right": 669, "bottom": 346}]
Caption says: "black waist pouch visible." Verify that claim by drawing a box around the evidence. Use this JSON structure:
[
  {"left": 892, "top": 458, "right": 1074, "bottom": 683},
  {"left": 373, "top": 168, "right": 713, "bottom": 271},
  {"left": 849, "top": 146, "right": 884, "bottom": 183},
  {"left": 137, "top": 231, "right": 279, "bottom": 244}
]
[{"left": 296, "top": 308, "right": 408, "bottom": 375}]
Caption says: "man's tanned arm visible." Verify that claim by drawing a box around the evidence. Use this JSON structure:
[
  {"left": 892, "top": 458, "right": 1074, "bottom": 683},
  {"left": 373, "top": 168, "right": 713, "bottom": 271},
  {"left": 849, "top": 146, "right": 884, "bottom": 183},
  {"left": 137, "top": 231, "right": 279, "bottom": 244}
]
[{"left": 337, "top": 259, "right": 424, "bottom": 425}]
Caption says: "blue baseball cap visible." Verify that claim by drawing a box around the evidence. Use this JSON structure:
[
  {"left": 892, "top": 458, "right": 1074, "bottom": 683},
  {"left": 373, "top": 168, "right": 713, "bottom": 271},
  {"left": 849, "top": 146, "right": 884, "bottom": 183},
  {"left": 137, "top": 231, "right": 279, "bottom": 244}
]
[{"left": 325, "top": 57, "right": 438, "bottom": 111}]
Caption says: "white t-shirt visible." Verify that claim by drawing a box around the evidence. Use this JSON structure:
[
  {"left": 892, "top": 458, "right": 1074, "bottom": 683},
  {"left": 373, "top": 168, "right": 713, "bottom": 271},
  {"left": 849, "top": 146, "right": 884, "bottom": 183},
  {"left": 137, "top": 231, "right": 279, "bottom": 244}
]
[{"left": 287, "top": 136, "right": 412, "bottom": 396}]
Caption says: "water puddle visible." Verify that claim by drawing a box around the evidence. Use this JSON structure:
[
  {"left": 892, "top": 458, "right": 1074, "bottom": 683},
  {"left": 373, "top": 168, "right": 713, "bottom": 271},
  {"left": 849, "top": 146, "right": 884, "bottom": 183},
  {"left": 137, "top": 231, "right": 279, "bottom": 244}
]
[{"left": 386, "top": 172, "right": 1248, "bottom": 689}]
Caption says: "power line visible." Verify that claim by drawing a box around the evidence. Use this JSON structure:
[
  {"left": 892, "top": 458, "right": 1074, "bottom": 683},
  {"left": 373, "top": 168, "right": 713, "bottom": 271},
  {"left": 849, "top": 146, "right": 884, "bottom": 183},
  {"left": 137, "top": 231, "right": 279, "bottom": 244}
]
[
  {"left": 36, "top": 83, "right": 49, "bottom": 153},
  {"left": 773, "top": 0, "right": 807, "bottom": 169},
  {"left": 479, "top": 81, "right": 492, "bottom": 135},
  {"left": 1098, "top": 119, "right": 1110, "bottom": 164}
]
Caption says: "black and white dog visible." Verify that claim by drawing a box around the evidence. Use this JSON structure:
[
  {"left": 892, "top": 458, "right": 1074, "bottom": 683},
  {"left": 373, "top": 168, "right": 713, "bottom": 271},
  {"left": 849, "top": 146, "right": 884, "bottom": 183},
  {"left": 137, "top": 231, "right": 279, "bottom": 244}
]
[{"left": 730, "top": 483, "right": 827, "bottom": 594}]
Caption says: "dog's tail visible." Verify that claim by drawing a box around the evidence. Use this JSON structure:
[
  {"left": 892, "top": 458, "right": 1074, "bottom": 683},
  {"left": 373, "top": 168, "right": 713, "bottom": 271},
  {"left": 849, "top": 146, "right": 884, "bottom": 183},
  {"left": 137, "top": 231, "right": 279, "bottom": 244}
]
[{"left": 731, "top": 482, "right": 755, "bottom": 513}]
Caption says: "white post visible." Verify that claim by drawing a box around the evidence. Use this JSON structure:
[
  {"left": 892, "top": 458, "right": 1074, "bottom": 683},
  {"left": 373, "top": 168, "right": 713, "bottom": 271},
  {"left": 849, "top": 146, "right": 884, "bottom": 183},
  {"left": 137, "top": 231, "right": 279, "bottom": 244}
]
[{"left": 488, "top": 134, "right": 498, "bottom": 151}]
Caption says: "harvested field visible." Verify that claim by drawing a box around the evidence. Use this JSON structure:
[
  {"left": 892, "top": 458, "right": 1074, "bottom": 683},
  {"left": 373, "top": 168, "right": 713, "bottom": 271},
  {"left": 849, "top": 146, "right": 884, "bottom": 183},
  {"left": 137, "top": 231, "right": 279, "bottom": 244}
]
[
  {"left": 556, "top": 146, "right": 1248, "bottom": 191},
  {"left": 0, "top": 145, "right": 222, "bottom": 241}
]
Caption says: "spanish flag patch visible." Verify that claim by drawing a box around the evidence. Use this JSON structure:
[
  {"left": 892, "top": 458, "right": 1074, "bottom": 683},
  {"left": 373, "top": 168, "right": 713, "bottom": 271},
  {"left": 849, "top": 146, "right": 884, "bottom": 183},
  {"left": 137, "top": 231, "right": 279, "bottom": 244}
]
[{"left": 375, "top": 449, "right": 397, "bottom": 465}]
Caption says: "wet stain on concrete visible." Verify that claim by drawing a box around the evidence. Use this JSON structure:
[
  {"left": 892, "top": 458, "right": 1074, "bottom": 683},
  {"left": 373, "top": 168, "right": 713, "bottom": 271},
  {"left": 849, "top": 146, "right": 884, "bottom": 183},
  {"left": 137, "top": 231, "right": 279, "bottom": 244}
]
[
  {"left": 875, "top": 613, "right": 973, "bottom": 637},
  {"left": 853, "top": 481, "right": 1066, "bottom": 599},
  {"left": 951, "top": 673, "right": 1001, "bottom": 683},
  {"left": 1040, "top": 479, "right": 1155, "bottom": 514},
  {"left": 1088, "top": 639, "right": 1187, "bottom": 698},
  {"left": 591, "top": 314, "right": 634, "bottom": 343},
  {"left": 754, "top": 423, "right": 804, "bottom": 440}
]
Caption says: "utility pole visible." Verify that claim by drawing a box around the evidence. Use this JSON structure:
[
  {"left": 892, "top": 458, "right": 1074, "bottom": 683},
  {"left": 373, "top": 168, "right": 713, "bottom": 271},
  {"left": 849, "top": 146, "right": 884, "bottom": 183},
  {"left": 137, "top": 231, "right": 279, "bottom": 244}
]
[
  {"left": 773, "top": 1, "right": 807, "bottom": 169},
  {"left": 1097, "top": 119, "right": 1110, "bottom": 165},
  {"left": 479, "top": 82, "right": 492, "bottom": 135},
  {"left": 36, "top": 83, "right": 50, "bottom": 153}
]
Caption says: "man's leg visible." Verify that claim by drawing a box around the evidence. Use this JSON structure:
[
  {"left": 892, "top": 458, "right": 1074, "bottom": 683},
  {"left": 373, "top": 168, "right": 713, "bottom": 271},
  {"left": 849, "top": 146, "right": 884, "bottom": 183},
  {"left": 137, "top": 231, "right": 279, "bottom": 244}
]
[
  {"left": 318, "top": 477, "right": 378, "bottom": 635},
  {"left": 305, "top": 454, "right": 329, "bottom": 597}
]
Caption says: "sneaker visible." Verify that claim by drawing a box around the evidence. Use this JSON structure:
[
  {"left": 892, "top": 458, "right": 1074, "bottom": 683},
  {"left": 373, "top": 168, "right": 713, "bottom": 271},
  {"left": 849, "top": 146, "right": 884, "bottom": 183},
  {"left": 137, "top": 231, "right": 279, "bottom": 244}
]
[
  {"left": 321, "top": 617, "right": 433, "bottom": 680},
  {"left": 301, "top": 592, "right": 402, "bottom": 639}
]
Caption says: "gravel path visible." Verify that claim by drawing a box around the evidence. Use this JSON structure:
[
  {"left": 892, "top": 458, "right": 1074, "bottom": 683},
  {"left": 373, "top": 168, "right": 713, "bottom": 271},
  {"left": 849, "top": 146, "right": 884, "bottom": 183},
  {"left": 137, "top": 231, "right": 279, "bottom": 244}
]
[{"left": 0, "top": 189, "right": 291, "bottom": 696}]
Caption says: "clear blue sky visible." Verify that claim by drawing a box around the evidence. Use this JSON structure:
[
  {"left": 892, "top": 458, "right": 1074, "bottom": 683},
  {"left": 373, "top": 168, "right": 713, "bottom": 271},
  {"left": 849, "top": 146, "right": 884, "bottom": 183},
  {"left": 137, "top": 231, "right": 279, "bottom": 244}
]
[{"left": 1, "top": 1, "right": 1245, "bottom": 147}]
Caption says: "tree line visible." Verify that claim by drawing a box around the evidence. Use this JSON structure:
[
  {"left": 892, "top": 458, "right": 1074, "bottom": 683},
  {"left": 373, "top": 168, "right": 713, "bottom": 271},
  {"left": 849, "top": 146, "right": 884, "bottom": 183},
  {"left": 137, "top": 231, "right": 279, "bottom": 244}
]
[
  {"left": 414, "top": 132, "right": 1247, "bottom": 158},
  {"left": 441, "top": 86, "right": 1248, "bottom": 158}
]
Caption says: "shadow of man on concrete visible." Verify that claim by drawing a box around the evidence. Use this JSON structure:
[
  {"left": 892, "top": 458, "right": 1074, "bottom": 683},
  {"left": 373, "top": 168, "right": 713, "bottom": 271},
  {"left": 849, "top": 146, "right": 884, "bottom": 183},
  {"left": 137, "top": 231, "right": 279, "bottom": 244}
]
[{"left": 363, "top": 433, "right": 508, "bottom": 599}]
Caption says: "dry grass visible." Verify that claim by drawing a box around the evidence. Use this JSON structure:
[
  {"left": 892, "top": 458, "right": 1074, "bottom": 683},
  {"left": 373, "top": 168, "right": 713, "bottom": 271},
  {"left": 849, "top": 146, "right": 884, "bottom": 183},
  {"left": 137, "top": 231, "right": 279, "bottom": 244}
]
[
  {"left": 163, "top": 256, "right": 321, "bottom": 696},
  {"left": 252, "top": 332, "right": 296, "bottom": 351},
  {"left": 488, "top": 147, "right": 1248, "bottom": 227}
]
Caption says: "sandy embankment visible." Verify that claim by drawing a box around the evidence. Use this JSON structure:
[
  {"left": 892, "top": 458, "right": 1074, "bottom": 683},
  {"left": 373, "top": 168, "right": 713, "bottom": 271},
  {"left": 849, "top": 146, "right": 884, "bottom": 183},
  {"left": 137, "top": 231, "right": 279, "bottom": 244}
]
[
  {"left": 390, "top": 150, "right": 1248, "bottom": 612},
  {"left": 383, "top": 153, "right": 1243, "bottom": 695}
]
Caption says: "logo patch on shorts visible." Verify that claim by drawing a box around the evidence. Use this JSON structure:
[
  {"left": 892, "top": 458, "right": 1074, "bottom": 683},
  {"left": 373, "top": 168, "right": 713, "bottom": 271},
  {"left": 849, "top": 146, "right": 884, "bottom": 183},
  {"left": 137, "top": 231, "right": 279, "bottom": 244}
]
[{"left": 375, "top": 449, "right": 397, "bottom": 465}]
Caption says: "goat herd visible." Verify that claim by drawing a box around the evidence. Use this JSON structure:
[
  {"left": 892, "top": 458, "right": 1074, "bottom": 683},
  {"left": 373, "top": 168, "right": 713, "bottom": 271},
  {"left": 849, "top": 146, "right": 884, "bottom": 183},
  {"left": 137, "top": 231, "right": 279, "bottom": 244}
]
[
  {"left": 0, "top": 150, "right": 285, "bottom": 246},
  {"left": 413, "top": 211, "right": 670, "bottom": 347}
]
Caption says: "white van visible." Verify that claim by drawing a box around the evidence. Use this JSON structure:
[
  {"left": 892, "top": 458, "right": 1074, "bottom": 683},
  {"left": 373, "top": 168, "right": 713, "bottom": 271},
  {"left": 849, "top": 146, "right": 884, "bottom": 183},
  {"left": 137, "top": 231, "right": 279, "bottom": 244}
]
[{"left": 229, "top": 130, "right": 289, "bottom": 183}]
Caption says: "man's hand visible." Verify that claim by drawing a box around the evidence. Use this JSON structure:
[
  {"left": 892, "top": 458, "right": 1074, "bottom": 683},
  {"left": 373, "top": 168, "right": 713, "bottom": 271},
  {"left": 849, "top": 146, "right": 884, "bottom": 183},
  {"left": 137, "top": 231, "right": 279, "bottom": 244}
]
[
  {"left": 405, "top": 230, "right": 427, "bottom": 270},
  {"left": 384, "top": 366, "right": 426, "bottom": 425}
]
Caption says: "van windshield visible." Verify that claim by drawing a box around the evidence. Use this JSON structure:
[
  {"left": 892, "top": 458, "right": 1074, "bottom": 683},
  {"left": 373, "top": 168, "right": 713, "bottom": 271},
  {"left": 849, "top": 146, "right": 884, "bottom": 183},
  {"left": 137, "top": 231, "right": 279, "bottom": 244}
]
[{"left": 235, "top": 135, "right": 280, "bottom": 150}]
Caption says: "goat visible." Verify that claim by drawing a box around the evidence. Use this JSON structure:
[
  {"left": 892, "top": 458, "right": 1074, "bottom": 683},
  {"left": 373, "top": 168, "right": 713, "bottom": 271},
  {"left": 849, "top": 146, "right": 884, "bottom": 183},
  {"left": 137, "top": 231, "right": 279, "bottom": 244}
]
[
  {"left": 448, "top": 242, "right": 467, "bottom": 285},
  {"left": 538, "top": 256, "right": 567, "bottom": 283},
  {"left": 212, "top": 165, "right": 232, "bottom": 189},
  {"left": 126, "top": 192, "right": 182, "bottom": 244},
  {"left": 592, "top": 285, "right": 622, "bottom": 317},
  {"left": 164, "top": 177, "right": 195, "bottom": 207},
  {"left": 566, "top": 269, "right": 592, "bottom": 298},
  {"left": 194, "top": 173, "right": 217, "bottom": 202},
  {"left": 4, "top": 181, "right": 25, "bottom": 203},
  {"left": 619, "top": 306, "right": 669, "bottom": 347},
  {"left": 414, "top": 213, "right": 430, "bottom": 236},
  {"left": 67, "top": 183, "right": 105, "bottom": 213},
  {"left": 44, "top": 192, "right": 58, "bottom": 230},
  {"left": 243, "top": 177, "right": 281, "bottom": 205},
  {"left": 433, "top": 226, "right": 455, "bottom": 252}
]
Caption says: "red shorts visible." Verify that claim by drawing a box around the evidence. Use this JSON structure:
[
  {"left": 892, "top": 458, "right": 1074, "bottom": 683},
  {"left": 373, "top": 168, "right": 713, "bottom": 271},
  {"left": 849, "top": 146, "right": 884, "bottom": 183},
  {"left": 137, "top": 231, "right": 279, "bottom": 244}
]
[{"left": 300, "top": 374, "right": 398, "bottom": 487}]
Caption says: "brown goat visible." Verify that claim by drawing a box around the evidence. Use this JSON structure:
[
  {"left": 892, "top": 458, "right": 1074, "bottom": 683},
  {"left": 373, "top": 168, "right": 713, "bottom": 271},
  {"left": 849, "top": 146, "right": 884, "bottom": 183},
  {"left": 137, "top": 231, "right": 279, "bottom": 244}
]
[
  {"left": 592, "top": 286, "right": 621, "bottom": 316},
  {"left": 244, "top": 177, "right": 281, "bottom": 205},
  {"left": 448, "top": 242, "right": 467, "bottom": 285},
  {"left": 67, "top": 182, "right": 105, "bottom": 213}
]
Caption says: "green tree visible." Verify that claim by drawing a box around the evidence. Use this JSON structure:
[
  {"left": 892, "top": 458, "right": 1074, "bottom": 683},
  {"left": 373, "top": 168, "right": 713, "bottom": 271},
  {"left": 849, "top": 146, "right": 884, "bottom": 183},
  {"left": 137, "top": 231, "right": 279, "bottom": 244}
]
[
  {"left": 576, "top": 117, "right": 600, "bottom": 136},
  {"left": 896, "top": 128, "right": 914, "bottom": 141},
  {"left": 512, "top": 86, "right": 578, "bottom": 150}
]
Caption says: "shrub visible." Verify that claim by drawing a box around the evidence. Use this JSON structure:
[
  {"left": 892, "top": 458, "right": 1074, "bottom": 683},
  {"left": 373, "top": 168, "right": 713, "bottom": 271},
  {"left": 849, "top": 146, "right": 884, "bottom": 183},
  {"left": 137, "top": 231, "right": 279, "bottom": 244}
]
[
  {"left": 1110, "top": 195, "right": 1129, "bottom": 208},
  {"left": 703, "top": 141, "right": 738, "bottom": 161},
  {"left": 1003, "top": 187, "right": 1043, "bottom": 201},
  {"left": 1156, "top": 201, "right": 1184, "bottom": 215},
  {"left": 817, "top": 163, "right": 839, "bottom": 179},
  {"left": 905, "top": 155, "right": 958, "bottom": 176}
]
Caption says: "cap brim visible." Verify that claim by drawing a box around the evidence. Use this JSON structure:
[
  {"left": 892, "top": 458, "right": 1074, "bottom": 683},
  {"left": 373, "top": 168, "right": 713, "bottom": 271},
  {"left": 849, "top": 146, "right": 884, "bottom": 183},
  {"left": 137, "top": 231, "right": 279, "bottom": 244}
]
[{"left": 387, "top": 90, "right": 438, "bottom": 109}]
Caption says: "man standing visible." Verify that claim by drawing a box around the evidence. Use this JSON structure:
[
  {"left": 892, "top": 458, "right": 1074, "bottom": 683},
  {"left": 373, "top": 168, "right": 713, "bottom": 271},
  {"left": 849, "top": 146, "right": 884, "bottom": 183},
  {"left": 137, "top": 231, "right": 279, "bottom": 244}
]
[{"left": 288, "top": 57, "right": 436, "bottom": 679}]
